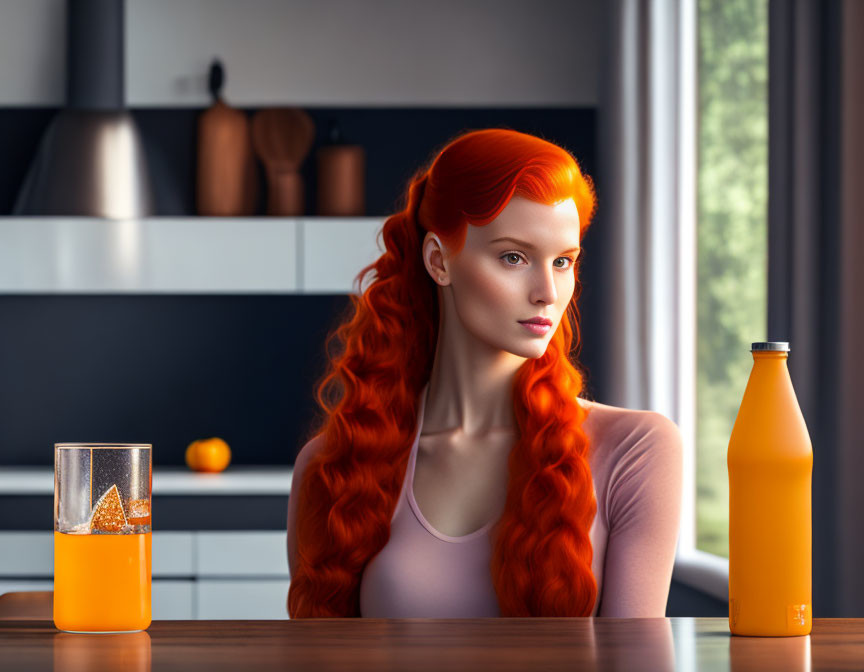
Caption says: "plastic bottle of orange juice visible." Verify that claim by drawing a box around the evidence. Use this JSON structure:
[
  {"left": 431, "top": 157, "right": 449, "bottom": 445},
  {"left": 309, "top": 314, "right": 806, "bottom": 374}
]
[{"left": 728, "top": 342, "right": 812, "bottom": 636}]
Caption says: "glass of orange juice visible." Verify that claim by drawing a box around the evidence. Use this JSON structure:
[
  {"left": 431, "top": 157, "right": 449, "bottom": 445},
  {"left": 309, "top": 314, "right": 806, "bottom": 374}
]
[{"left": 54, "top": 443, "right": 152, "bottom": 633}]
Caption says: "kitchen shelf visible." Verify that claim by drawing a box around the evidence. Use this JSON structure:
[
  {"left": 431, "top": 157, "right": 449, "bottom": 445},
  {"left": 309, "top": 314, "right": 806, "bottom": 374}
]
[{"left": 0, "top": 217, "right": 385, "bottom": 294}]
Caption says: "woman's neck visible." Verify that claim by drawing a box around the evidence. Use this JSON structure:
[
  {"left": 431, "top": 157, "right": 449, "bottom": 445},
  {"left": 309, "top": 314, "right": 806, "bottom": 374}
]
[{"left": 422, "top": 309, "right": 524, "bottom": 439}]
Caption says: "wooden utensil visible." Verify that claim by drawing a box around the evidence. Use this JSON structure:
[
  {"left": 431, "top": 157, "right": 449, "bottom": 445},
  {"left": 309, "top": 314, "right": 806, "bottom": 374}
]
[
  {"left": 196, "top": 60, "right": 257, "bottom": 216},
  {"left": 251, "top": 108, "right": 315, "bottom": 216}
]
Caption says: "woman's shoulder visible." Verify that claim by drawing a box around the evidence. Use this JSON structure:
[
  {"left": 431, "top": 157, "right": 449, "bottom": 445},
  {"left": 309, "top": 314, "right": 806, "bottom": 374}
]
[
  {"left": 578, "top": 396, "right": 679, "bottom": 432},
  {"left": 576, "top": 397, "right": 682, "bottom": 464},
  {"left": 576, "top": 399, "right": 684, "bottom": 543},
  {"left": 294, "top": 433, "right": 327, "bottom": 476}
]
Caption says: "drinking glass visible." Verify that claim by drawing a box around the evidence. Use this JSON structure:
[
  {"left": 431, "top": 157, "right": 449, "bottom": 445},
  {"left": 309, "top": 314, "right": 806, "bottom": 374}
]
[{"left": 53, "top": 443, "right": 152, "bottom": 633}]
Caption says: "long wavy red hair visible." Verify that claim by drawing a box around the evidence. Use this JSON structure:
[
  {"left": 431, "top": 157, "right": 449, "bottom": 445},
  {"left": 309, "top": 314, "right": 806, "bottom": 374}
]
[{"left": 288, "top": 128, "right": 598, "bottom": 617}]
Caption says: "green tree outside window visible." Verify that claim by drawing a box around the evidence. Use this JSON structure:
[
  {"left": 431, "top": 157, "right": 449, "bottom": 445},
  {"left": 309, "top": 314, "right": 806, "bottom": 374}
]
[{"left": 696, "top": 0, "right": 768, "bottom": 558}]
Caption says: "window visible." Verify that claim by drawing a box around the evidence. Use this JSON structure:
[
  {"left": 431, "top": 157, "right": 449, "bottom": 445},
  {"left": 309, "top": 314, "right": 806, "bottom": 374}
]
[{"left": 696, "top": 0, "right": 769, "bottom": 559}]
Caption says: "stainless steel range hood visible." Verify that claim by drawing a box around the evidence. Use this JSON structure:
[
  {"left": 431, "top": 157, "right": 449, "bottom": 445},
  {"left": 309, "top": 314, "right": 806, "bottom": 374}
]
[{"left": 13, "top": 0, "right": 155, "bottom": 218}]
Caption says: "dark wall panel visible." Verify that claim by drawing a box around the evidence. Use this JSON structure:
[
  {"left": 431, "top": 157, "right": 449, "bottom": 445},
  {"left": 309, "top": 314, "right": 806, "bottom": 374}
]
[
  {"left": 666, "top": 580, "right": 728, "bottom": 618},
  {"left": 0, "top": 107, "right": 596, "bottom": 218},
  {"left": 0, "top": 295, "right": 350, "bottom": 466}
]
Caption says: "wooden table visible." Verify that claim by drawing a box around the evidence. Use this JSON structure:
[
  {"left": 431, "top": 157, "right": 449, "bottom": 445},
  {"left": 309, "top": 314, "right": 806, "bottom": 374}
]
[{"left": 2, "top": 617, "right": 862, "bottom": 671}]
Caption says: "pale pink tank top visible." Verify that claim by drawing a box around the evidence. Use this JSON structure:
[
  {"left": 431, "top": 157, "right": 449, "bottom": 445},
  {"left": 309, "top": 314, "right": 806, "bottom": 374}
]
[
  {"left": 359, "top": 383, "right": 503, "bottom": 617},
  {"left": 290, "top": 382, "right": 684, "bottom": 618}
]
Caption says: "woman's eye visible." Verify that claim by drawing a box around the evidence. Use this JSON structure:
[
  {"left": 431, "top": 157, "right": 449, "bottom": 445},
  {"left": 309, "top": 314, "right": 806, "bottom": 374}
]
[
  {"left": 503, "top": 253, "right": 523, "bottom": 265},
  {"left": 501, "top": 252, "right": 576, "bottom": 269}
]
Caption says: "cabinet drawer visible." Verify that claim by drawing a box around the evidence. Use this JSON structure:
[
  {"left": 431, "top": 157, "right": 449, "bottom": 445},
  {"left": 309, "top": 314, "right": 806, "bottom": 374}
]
[
  {"left": 0, "top": 532, "right": 52, "bottom": 576},
  {"left": 197, "top": 580, "right": 290, "bottom": 620},
  {"left": 152, "top": 532, "right": 194, "bottom": 577},
  {"left": 196, "top": 532, "right": 289, "bottom": 577},
  {"left": 152, "top": 580, "right": 194, "bottom": 620}
]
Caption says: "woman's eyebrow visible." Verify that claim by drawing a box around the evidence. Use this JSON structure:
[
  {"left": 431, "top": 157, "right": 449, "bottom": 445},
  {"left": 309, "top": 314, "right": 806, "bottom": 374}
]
[{"left": 489, "top": 236, "right": 581, "bottom": 254}]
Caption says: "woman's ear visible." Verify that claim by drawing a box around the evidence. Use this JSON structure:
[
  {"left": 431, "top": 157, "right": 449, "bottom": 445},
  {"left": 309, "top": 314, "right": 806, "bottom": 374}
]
[{"left": 423, "top": 232, "right": 450, "bottom": 286}]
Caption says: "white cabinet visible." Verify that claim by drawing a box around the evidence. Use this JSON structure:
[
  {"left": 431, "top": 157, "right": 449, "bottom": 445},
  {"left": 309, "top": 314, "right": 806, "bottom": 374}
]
[
  {"left": 0, "top": 1, "right": 602, "bottom": 107},
  {"left": 0, "top": 532, "right": 53, "bottom": 576},
  {"left": 125, "top": 0, "right": 602, "bottom": 107},
  {"left": 0, "top": 218, "right": 385, "bottom": 294},
  {"left": 197, "top": 532, "right": 290, "bottom": 578},
  {"left": 198, "top": 580, "right": 291, "bottom": 620},
  {"left": 153, "top": 532, "right": 196, "bottom": 577},
  {"left": 302, "top": 219, "right": 385, "bottom": 294},
  {"left": 153, "top": 581, "right": 195, "bottom": 620},
  {"left": 0, "top": 531, "right": 290, "bottom": 620},
  {"left": 195, "top": 532, "right": 290, "bottom": 620}
]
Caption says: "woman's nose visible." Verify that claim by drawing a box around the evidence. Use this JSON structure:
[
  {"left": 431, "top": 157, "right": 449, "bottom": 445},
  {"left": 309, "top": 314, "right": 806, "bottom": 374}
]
[{"left": 530, "top": 267, "right": 558, "bottom": 305}]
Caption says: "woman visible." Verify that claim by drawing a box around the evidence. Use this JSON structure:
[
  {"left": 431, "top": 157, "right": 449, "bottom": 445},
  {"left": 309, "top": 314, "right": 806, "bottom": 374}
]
[{"left": 287, "top": 128, "right": 683, "bottom": 618}]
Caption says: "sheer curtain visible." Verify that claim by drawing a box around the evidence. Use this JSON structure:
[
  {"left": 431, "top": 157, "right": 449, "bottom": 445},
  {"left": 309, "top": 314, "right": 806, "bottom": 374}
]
[{"left": 595, "top": 0, "right": 707, "bottom": 587}]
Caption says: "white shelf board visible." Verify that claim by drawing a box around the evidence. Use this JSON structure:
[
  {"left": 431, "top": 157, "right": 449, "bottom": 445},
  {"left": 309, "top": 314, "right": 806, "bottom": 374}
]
[{"left": 0, "top": 217, "right": 385, "bottom": 294}]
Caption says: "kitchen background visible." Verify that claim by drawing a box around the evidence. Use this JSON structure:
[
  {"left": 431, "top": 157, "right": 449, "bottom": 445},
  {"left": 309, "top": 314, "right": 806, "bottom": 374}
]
[
  {"left": 0, "top": 0, "right": 634, "bottom": 622},
  {"left": 5, "top": 0, "right": 861, "bottom": 623},
  {"left": 0, "top": 0, "right": 604, "bottom": 467}
]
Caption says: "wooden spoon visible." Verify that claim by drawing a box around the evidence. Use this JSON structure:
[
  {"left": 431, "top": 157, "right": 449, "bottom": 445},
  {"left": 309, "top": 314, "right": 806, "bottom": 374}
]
[{"left": 251, "top": 108, "right": 316, "bottom": 215}]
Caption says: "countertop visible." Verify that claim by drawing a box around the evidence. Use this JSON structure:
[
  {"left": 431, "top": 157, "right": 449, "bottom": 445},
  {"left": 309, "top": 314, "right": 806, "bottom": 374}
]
[
  {"left": 0, "top": 466, "right": 293, "bottom": 496},
  {"left": 0, "top": 617, "right": 850, "bottom": 671}
]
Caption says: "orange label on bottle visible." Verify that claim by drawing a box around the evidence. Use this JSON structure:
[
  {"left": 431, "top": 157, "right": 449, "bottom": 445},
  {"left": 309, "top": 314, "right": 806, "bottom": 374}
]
[{"left": 787, "top": 604, "right": 808, "bottom": 628}]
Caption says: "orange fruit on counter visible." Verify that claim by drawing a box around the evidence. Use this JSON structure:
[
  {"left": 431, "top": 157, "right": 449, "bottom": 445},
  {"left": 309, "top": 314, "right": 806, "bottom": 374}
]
[{"left": 185, "top": 437, "right": 232, "bottom": 473}]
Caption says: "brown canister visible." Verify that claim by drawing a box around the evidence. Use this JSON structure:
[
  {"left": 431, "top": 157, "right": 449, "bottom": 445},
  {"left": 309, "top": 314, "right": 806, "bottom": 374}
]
[
  {"left": 316, "top": 119, "right": 365, "bottom": 216},
  {"left": 196, "top": 61, "right": 257, "bottom": 216}
]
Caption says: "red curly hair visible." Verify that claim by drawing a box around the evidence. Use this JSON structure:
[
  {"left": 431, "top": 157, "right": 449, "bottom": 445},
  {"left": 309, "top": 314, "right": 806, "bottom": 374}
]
[{"left": 288, "top": 128, "right": 598, "bottom": 617}]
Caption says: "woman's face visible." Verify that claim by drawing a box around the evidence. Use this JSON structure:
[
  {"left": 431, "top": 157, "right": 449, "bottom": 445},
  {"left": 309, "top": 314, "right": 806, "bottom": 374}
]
[{"left": 425, "top": 196, "right": 582, "bottom": 359}]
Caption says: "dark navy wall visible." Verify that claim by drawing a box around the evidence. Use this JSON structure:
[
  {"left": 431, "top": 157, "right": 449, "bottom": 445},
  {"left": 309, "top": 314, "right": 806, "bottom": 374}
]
[
  {"left": 0, "top": 294, "right": 350, "bottom": 466},
  {"left": 0, "top": 107, "right": 597, "bottom": 217},
  {"left": 666, "top": 580, "right": 728, "bottom": 617}
]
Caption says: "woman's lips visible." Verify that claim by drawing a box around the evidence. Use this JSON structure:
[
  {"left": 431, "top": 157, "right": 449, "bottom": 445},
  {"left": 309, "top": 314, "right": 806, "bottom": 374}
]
[{"left": 519, "top": 321, "right": 552, "bottom": 336}]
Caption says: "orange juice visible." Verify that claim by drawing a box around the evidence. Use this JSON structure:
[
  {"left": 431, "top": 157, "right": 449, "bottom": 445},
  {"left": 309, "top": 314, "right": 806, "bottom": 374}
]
[
  {"left": 53, "top": 531, "right": 152, "bottom": 632},
  {"left": 727, "top": 342, "right": 812, "bottom": 636}
]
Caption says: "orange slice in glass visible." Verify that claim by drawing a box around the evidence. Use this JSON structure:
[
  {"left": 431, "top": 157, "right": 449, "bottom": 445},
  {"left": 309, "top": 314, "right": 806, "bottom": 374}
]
[
  {"left": 126, "top": 498, "right": 151, "bottom": 526},
  {"left": 89, "top": 484, "right": 128, "bottom": 532}
]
